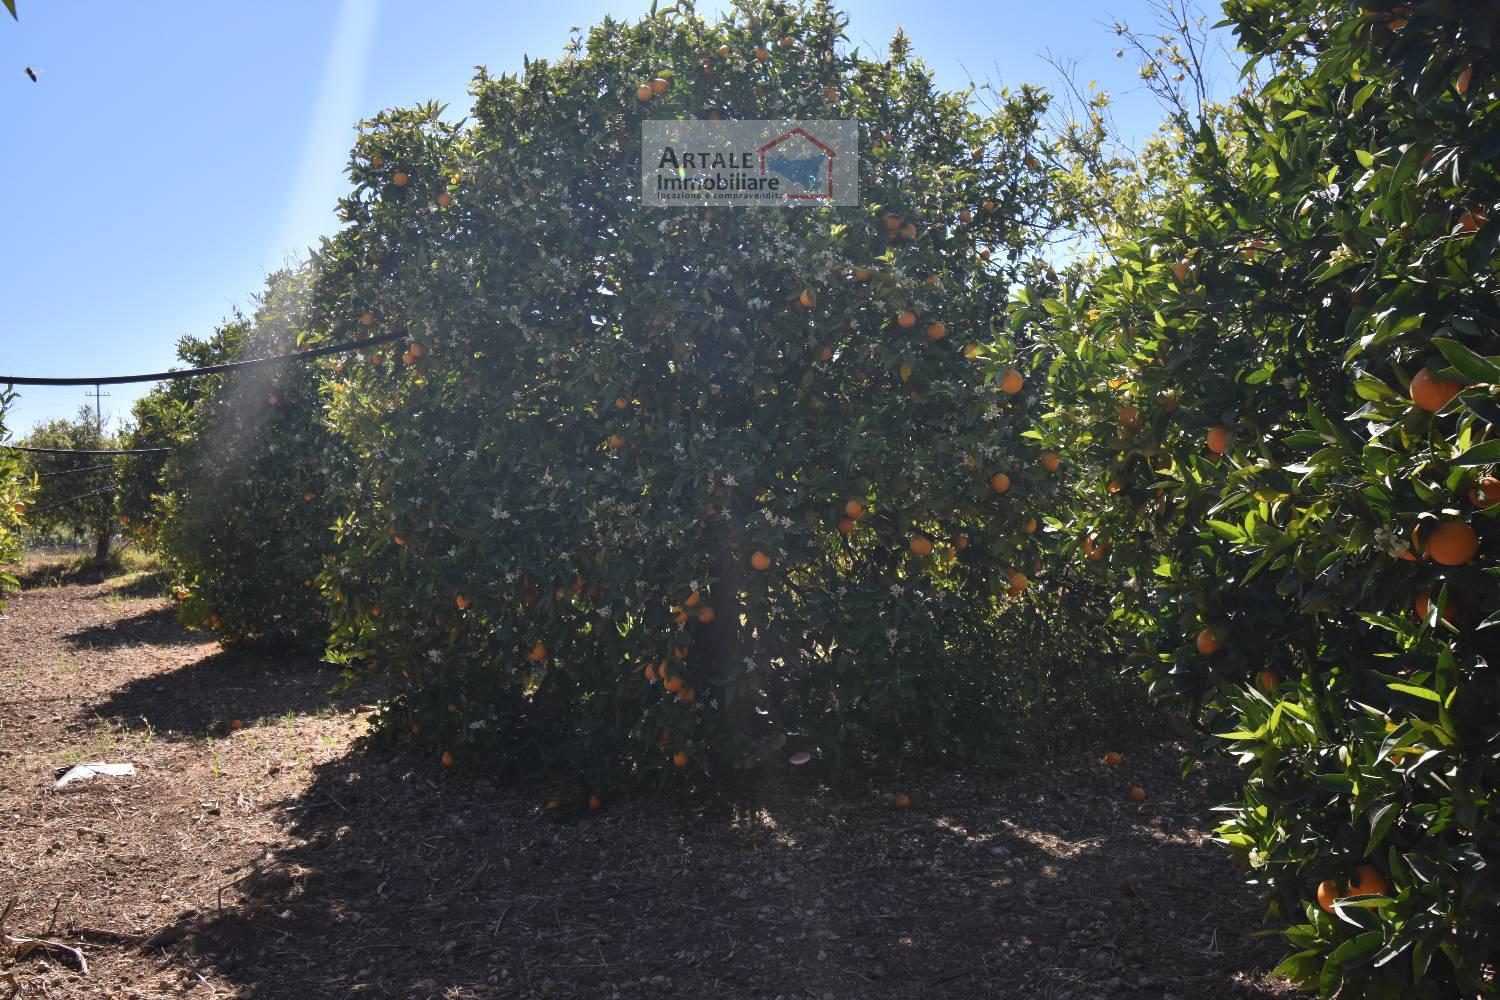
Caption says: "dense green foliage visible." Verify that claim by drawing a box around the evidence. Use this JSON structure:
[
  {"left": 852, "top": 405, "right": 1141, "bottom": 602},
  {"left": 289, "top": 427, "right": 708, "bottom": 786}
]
[
  {"left": 15, "top": 409, "right": 120, "bottom": 560},
  {"left": 303, "top": 0, "right": 1114, "bottom": 781},
  {"left": 117, "top": 323, "right": 247, "bottom": 543},
  {"left": 0, "top": 390, "right": 33, "bottom": 608},
  {"left": 157, "top": 268, "right": 340, "bottom": 648},
  {"left": 1029, "top": 1, "right": 1500, "bottom": 994}
]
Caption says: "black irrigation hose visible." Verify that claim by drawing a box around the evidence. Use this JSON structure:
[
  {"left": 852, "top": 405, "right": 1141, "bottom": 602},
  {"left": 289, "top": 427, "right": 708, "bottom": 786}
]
[
  {"left": 23, "top": 486, "right": 115, "bottom": 516},
  {"left": 2, "top": 445, "right": 170, "bottom": 456},
  {"left": 0, "top": 329, "right": 408, "bottom": 387}
]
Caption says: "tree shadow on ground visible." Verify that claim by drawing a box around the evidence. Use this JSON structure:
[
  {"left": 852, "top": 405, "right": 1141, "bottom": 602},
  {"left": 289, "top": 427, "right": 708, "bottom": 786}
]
[
  {"left": 86, "top": 644, "right": 365, "bottom": 739},
  {"left": 64, "top": 605, "right": 206, "bottom": 652},
  {"left": 172, "top": 743, "right": 1293, "bottom": 1000}
]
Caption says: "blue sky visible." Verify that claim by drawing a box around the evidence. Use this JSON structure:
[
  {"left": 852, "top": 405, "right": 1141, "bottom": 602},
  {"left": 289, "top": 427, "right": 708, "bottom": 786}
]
[{"left": 0, "top": 1, "right": 1234, "bottom": 433}]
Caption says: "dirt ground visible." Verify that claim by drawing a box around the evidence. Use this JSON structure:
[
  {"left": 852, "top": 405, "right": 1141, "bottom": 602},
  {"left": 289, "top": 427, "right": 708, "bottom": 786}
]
[{"left": 0, "top": 558, "right": 1295, "bottom": 1000}]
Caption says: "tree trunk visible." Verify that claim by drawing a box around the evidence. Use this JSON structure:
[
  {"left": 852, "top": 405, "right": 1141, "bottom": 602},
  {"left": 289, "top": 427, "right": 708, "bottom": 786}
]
[{"left": 94, "top": 527, "right": 111, "bottom": 564}]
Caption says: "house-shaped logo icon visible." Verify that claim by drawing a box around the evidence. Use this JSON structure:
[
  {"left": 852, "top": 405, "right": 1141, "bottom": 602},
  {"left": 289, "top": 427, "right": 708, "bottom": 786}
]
[{"left": 758, "top": 127, "right": 836, "bottom": 200}]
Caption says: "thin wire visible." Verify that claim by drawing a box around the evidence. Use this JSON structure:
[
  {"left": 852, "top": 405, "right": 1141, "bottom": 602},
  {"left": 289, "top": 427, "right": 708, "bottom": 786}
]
[
  {"left": 23, "top": 486, "right": 116, "bottom": 515},
  {"left": 0, "top": 329, "right": 407, "bottom": 387},
  {"left": 36, "top": 463, "right": 115, "bottom": 479},
  {"left": 2, "top": 445, "right": 170, "bottom": 456}
]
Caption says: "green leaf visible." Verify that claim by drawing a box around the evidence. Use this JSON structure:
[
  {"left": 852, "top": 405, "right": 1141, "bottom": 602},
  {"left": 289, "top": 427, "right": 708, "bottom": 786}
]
[
  {"left": 1388, "top": 682, "right": 1441, "bottom": 703},
  {"left": 2, "top": 0, "right": 15, "bottom": 19},
  {"left": 1433, "top": 337, "right": 1500, "bottom": 384},
  {"left": 1452, "top": 438, "right": 1500, "bottom": 467}
]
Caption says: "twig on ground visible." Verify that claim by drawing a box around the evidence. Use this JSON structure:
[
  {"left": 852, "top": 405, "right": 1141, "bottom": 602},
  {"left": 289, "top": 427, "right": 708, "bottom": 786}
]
[{"left": 3, "top": 896, "right": 91, "bottom": 977}]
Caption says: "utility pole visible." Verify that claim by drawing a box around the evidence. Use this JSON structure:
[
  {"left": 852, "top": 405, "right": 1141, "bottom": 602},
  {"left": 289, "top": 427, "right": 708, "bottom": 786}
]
[{"left": 85, "top": 384, "right": 109, "bottom": 435}]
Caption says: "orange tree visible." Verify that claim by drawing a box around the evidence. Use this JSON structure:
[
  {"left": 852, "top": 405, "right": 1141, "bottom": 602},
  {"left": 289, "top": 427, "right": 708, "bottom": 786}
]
[
  {"left": 157, "top": 267, "right": 342, "bottom": 649},
  {"left": 314, "top": 0, "right": 1088, "bottom": 783},
  {"left": 1026, "top": 0, "right": 1499, "bottom": 994},
  {"left": 0, "top": 389, "right": 33, "bottom": 609},
  {"left": 117, "top": 321, "right": 248, "bottom": 546},
  {"left": 15, "top": 410, "right": 120, "bottom": 562}
]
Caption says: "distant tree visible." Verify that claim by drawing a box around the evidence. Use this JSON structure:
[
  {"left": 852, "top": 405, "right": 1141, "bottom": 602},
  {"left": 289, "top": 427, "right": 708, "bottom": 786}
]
[{"left": 18, "top": 408, "right": 120, "bottom": 562}]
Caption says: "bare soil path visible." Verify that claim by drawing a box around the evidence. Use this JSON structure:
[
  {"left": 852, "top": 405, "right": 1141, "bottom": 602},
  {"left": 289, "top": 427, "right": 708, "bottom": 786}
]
[{"left": 0, "top": 564, "right": 1293, "bottom": 999}]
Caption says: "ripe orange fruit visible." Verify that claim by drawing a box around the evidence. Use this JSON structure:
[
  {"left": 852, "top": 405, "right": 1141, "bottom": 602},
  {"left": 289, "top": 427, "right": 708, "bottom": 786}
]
[
  {"left": 1458, "top": 206, "right": 1488, "bottom": 233},
  {"left": 588, "top": 795, "right": 603, "bottom": 812},
  {"left": 955, "top": 533, "right": 969, "bottom": 550},
  {"left": 1042, "top": 452, "right": 1061, "bottom": 472},
  {"left": 896, "top": 310, "right": 917, "bottom": 329},
  {"left": 644, "top": 663, "right": 658, "bottom": 683},
  {"left": 1084, "top": 536, "right": 1107, "bottom": 560},
  {"left": 818, "top": 345, "right": 833, "bottom": 362},
  {"left": 1427, "top": 521, "right": 1478, "bottom": 565},
  {"left": 990, "top": 472, "right": 1011, "bottom": 494},
  {"left": 1001, "top": 369, "right": 1024, "bottom": 394},
  {"left": 1007, "top": 570, "right": 1029, "bottom": 594},
  {"left": 981, "top": 200, "right": 995, "bottom": 213},
  {"left": 845, "top": 499, "right": 866, "bottom": 521},
  {"left": 1172, "top": 258, "right": 1189, "bottom": 285},
  {"left": 1157, "top": 390, "right": 1177, "bottom": 411},
  {"left": 1128, "top": 786, "right": 1147, "bottom": 802},
  {"left": 437, "top": 191, "right": 452, "bottom": 208},
  {"left": 1347, "top": 864, "right": 1389, "bottom": 899},
  {"left": 1023, "top": 517, "right": 1038, "bottom": 534},
  {"left": 909, "top": 535, "right": 934, "bottom": 557},
  {"left": 455, "top": 594, "right": 471, "bottom": 610},
  {"left": 1257, "top": 670, "right": 1280, "bottom": 693},
  {"left": 673, "top": 751, "right": 688, "bottom": 768},
  {"left": 1103, "top": 751, "right": 1121, "bottom": 766},
  {"left": 1471, "top": 477, "right": 1500, "bottom": 510},
  {"left": 1414, "top": 591, "right": 1457, "bottom": 625},
  {"left": 1317, "top": 879, "right": 1339, "bottom": 914},
  {"left": 1457, "top": 64, "right": 1474, "bottom": 96},
  {"left": 230, "top": 719, "right": 244, "bottom": 731},
  {"left": 410, "top": 723, "right": 422, "bottom": 736},
  {"left": 685, "top": 591, "right": 701, "bottom": 608},
  {"left": 750, "top": 550, "right": 772, "bottom": 571},
  {"left": 545, "top": 800, "right": 561, "bottom": 811},
  {"left": 1409, "top": 368, "right": 1463, "bottom": 412},
  {"left": 441, "top": 751, "right": 455, "bottom": 768},
  {"left": 360, "top": 311, "right": 376, "bottom": 327},
  {"left": 718, "top": 44, "right": 731, "bottom": 58},
  {"left": 369, "top": 155, "right": 384, "bottom": 169},
  {"left": 1196, "top": 627, "right": 1222, "bottom": 655},
  {"left": 778, "top": 35, "right": 794, "bottom": 48},
  {"left": 697, "top": 607, "right": 716, "bottom": 624},
  {"left": 837, "top": 517, "right": 857, "bottom": 534},
  {"left": 636, "top": 83, "right": 654, "bottom": 102},
  {"left": 1119, "top": 404, "right": 1142, "bottom": 430},
  {"left": 608, "top": 433, "right": 626, "bottom": 450},
  {"left": 528, "top": 641, "right": 548, "bottom": 662},
  {"left": 798, "top": 288, "right": 816, "bottom": 309},
  {"left": 755, "top": 46, "right": 771, "bottom": 61},
  {"left": 963, "top": 343, "right": 979, "bottom": 360},
  {"left": 392, "top": 171, "right": 409, "bottom": 188},
  {"left": 1107, "top": 477, "right": 1124, "bottom": 494},
  {"left": 925, "top": 321, "right": 947, "bottom": 341},
  {"left": 650, "top": 77, "right": 670, "bottom": 95},
  {"left": 1206, "top": 426, "right": 1232, "bottom": 455},
  {"left": 893, "top": 792, "right": 910, "bottom": 808}
]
